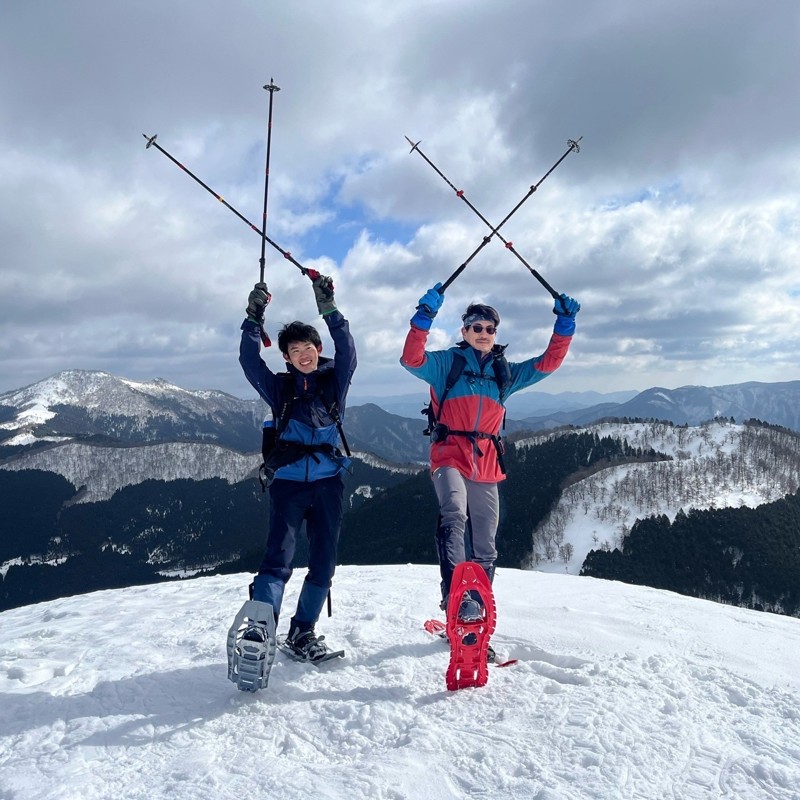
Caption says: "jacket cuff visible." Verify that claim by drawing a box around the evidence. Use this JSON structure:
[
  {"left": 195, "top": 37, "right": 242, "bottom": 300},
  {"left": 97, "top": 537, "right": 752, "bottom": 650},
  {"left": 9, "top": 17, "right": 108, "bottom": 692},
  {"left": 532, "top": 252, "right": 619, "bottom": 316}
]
[
  {"left": 410, "top": 309, "right": 434, "bottom": 331},
  {"left": 553, "top": 315, "right": 576, "bottom": 336}
]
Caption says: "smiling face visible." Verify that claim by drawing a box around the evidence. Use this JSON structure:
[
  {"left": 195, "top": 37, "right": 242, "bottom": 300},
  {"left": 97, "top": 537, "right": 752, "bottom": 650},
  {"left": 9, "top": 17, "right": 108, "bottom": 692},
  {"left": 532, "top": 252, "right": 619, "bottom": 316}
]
[
  {"left": 283, "top": 340, "right": 323, "bottom": 374},
  {"left": 461, "top": 319, "right": 497, "bottom": 355}
]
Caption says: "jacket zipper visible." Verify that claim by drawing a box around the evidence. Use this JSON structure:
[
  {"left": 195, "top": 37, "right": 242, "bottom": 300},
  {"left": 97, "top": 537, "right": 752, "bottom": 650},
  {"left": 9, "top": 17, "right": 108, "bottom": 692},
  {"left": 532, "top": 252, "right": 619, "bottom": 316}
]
[{"left": 469, "top": 357, "right": 489, "bottom": 480}]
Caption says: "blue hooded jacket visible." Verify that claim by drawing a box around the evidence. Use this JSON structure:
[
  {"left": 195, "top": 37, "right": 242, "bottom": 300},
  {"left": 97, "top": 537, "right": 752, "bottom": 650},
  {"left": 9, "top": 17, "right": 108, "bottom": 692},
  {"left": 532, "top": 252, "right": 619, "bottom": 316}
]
[{"left": 239, "top": 310, "right": 357, "bottom": 482}]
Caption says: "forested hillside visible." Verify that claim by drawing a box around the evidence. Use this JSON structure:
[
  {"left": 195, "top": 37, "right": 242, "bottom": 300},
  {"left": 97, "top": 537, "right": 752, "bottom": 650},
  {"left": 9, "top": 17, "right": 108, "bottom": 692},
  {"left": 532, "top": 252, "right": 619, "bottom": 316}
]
[
  {"left": 523, "top": 420, "right": 800, "bottom": 617},
  {"left": 339, "top": 430, "right": 663, "bottom": 567},
  {"left": 0, "top": 457, "right": 417, "bottom": 611},
  {"left": 528, "top": 420, "right": 800, "bottom": 570},
  {"left": 3, "top": 419, "right": 799, "bottom": 618},
  {"left": 0, "top": 431, "right": 658, "bottom": 611},
  {"left": 581, "top": 491, "right": 800, "bottom": 616}
]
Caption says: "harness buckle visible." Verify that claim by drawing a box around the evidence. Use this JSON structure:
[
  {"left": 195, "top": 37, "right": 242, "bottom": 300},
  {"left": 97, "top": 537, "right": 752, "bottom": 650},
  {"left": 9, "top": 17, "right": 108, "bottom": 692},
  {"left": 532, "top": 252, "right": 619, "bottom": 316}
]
[{"left": 430, "top": 423, "right": 450, "bottom": 444}]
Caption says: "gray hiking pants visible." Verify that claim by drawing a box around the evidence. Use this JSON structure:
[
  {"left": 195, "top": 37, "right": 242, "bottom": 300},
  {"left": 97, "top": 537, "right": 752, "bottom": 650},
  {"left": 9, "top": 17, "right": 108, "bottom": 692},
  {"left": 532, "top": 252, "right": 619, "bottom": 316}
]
[{"left": 432, "top": 466, "right": 499, "bottom": 603}]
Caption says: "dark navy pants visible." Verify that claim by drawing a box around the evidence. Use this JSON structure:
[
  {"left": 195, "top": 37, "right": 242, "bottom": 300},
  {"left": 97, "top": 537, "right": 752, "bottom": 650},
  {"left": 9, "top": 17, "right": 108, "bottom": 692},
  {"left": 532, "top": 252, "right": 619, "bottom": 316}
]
[{"left": 252, "top": 474, "right": 344, "bottom": 626}]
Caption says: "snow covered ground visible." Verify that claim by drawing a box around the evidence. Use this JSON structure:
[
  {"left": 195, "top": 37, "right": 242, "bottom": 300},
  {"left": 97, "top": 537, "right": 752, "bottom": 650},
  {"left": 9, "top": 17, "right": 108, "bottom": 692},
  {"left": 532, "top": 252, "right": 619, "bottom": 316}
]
[{"left": 1, "top": 565, "right": 799, "bottom": 800}]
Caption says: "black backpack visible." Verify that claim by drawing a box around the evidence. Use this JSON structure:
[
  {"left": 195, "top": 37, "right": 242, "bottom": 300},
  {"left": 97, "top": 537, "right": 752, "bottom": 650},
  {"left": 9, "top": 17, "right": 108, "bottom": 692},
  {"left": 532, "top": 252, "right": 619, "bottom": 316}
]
[{"left": 259, "top": 371, "right": 351, "bottom": 490}]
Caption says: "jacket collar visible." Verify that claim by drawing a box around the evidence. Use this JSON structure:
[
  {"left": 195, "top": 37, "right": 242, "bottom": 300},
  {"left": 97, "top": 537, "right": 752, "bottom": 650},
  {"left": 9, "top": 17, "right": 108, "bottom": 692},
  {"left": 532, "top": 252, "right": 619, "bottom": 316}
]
[
  {"left": 455, "top": 340, "right": 508, "bottom": 367},
  {"left": 285, "top": 355, "right": 334, "bottom": 390}
]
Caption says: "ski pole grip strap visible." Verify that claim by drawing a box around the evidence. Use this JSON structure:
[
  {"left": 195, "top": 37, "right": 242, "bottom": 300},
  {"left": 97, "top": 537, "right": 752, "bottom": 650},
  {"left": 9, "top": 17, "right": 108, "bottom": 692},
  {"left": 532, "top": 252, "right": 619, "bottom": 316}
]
[{"left": 259, "top": 324, "right": 272, "bottom": 347}]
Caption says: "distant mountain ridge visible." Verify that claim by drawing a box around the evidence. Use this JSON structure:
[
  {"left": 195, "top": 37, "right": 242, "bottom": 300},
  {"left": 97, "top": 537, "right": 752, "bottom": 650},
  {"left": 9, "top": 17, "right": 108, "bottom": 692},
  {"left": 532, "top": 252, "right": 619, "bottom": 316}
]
[
  {"left": 518, "top": 380, "right": 800, "bottom": 432},
  {"left": 350, "top": 388, "right": 639, "bottom": 420},
  {"left": 3, "top": 371, "right": 800, "bottom": 469},
  {"left": 1, "top": 440, "right": 421, "bottom": 505},
  {"left": 0, "top": 370, "right": 430, "bottom": 463}
]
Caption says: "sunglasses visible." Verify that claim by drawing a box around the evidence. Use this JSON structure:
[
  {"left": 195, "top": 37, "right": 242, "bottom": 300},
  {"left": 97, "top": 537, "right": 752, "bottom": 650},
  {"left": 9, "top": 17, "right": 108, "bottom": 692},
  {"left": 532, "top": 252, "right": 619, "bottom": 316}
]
[{"left": 468, "top": 324, "right": 497, "bottom": 335}]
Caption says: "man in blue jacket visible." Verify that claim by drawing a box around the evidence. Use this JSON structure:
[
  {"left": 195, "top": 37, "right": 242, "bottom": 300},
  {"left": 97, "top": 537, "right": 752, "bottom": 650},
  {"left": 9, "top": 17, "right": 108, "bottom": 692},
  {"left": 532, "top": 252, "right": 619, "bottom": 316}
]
[{"left": 239, "top": 273, "right": 357, "bottom": 661}]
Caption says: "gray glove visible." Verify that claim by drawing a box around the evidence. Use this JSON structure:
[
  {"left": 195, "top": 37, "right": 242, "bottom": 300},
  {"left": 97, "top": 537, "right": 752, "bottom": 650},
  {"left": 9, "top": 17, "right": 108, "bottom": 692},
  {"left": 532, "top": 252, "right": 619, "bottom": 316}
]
[
  {"left": 246, "top": 282, "right": 271, "bottom": 323},
  {"left": 311, "top": 272, "right": 336, "bottom": 316}
]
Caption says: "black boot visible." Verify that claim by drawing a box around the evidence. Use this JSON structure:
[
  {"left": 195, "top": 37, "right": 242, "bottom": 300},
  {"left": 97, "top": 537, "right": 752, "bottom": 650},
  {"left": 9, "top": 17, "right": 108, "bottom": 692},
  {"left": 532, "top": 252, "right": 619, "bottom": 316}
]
[
  {"left": 435, "top": 524, "right": 459, "bottom": 607},
  {"left": 285, "top": 619, "right": 330, "bottom": 662}
]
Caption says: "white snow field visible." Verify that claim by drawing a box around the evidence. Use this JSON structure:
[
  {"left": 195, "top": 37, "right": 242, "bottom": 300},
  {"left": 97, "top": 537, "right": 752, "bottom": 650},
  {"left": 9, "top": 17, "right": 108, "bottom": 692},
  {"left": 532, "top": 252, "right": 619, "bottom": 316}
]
[{"left": 1, "top": 565, "right": 799, "bottom": 800}]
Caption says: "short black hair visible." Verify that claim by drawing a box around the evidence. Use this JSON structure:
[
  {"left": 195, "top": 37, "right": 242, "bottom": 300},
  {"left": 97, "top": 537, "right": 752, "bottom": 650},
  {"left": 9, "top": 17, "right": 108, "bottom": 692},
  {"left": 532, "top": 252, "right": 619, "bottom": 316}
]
[
  {"left": 277, "top": 321, "right": 322, "bottom": 355},
  {"left": 462, "top": 303, "right": 500, "bottom": 326}
]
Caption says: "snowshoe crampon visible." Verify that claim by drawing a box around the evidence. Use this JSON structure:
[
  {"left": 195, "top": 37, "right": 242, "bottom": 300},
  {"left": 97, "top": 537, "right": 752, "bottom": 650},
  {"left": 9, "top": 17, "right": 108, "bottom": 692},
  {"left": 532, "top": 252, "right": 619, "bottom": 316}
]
[
  {"left": 445, "top": 562, "right": 496, "bottom": 691},
  {"left": 226, "top": 600, "right": 277, "bottom": 692}
]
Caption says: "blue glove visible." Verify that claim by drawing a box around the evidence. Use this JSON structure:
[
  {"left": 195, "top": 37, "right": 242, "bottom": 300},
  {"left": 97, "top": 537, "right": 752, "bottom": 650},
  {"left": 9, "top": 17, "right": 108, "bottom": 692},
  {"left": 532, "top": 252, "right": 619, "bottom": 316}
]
[
  {"left": 553, "top": 293, "right": 580, "bottom": 336},
  {"left": 410, "top": 283, "right": 444, "bottom": 331}
]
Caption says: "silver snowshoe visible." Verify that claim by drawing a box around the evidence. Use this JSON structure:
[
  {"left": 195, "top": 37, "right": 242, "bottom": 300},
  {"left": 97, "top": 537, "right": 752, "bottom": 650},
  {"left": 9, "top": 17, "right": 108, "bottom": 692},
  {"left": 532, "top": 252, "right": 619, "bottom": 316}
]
[{"left": 226, "top": 600, "right": 277, "bottom": 692}]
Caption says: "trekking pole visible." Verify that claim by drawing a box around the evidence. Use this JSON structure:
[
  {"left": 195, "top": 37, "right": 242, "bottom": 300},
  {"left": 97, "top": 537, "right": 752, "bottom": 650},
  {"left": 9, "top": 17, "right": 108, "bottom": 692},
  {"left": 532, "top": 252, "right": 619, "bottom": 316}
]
[
  {"left": 143, "top": 133, "right": 312, "bottom": 278},
  {"left": 406, "top": 136, "right": 581, "bottom": 297},
  {"left": 259, "top": 78, "right": 280, "bottom": 285},
  {"left": 254, "top": 78, "right": 281, "bottom": 347}
]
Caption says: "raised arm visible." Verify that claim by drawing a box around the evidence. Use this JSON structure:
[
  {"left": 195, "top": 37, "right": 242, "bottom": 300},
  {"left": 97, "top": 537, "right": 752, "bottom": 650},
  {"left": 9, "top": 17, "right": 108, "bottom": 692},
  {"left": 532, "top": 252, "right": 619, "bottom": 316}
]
[
  {"left": 311, "top": 272, "right": 357, "bottom": 408},
  {"left": 400, "top": 283, "right": 448, "bottom": 384},
  {"left": 238, "top": 281, "right": 280, "bottom": 406},
  {"left": 507, "top": 293, "right": 580, "bottom": 394}
]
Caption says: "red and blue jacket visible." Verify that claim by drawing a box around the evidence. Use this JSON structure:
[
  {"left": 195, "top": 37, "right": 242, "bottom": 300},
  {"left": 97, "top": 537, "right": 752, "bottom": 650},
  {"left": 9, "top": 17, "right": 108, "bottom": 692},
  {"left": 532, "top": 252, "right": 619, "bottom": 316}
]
[{"left": 400, "top": 324, "right": 573, "bottom": 482}]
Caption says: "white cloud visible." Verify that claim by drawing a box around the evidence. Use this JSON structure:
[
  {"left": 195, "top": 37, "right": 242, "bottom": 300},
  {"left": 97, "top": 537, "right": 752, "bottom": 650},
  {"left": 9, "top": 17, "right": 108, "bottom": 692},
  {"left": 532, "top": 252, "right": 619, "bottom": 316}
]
[{"left": 1, "top": 0, "right": 799, "bottom": 402}]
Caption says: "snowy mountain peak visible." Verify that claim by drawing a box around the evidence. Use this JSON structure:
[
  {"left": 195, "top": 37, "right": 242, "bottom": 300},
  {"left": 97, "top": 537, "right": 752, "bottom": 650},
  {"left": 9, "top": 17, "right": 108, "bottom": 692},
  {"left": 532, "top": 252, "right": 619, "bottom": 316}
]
[
  {"left": 3, "top": 371, "right": 184, "bottom": 418},
  {"left": 0, "top": 369, "right": 229, "bottom": 413},
  {"left": 0, "top": 369, "right": 116, "bottom": 410},
  {"left": 119, "top": 375, "right": 183, "bottom": 393},
  {"left": 0, "top": 369, "right": 261, "bottom": 448}
]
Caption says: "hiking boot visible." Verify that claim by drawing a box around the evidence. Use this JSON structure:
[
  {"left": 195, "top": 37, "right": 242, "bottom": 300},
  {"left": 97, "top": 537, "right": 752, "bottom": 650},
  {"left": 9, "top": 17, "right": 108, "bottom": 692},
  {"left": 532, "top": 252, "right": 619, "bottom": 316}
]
[
  {"left": 458, "top": 593, "right": 485, "bottom": 623},
  {"left": 285, "top": 625, "right": 330, "bottom": 662},
  {"left": 241, "top": 625, "right": 267, "bottom": 643},
  {"left": 487, "top": 644, "right": 496, "bottom": 663}
]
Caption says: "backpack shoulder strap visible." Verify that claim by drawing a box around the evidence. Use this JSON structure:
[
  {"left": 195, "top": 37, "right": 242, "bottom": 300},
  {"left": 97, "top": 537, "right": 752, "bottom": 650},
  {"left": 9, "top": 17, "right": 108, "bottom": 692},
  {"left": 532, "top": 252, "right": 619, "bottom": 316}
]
[
  {"left": 458, "top": 353, "right": 511, "bottom": 402},
  {"left": 423, "top": 351, "right": 476, "bottom": 437},
  {"left": 432, "top": 352, "right": 467, "bottom": 424},
  {"left": 273, "top": 373, "right": 297, "bottom": 435},
  {"left": 313, "top": 370, "right": 351, "bottom": 457},
  {"left": 315, "top": 369, "right": 339, "bottom": 412},
  {"left": 421, "top": 352, "right": 467, "bottom": 437},
  {"left": 492, "top": 353, "right": 512, "bottom": 403}
]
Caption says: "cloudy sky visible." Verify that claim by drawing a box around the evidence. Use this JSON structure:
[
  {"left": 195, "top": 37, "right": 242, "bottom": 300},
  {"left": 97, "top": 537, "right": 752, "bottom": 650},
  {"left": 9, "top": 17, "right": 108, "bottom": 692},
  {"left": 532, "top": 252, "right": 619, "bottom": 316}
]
[{"left": 1, "top": 0, "right": 798, "bottom": 402}]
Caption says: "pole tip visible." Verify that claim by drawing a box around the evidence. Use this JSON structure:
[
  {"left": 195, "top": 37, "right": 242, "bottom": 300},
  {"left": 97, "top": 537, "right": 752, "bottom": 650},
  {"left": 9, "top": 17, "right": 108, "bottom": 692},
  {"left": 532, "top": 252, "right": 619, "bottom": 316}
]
[
  {"left": 404, "top": 135, "right": 421, "bottom": 153},
  {"left": 144, "top": 134, "right": 158, "bottom": 149}
]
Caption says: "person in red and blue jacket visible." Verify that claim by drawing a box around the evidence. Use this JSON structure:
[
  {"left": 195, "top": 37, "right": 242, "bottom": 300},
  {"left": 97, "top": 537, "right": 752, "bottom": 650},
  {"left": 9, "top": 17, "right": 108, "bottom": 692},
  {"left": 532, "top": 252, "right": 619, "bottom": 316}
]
[
  {"left": 400, "top": 283, "right": 579, "bottom": 630},
  {"left": 239, "top": 273, "right": 356, "bottom": 662}
]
